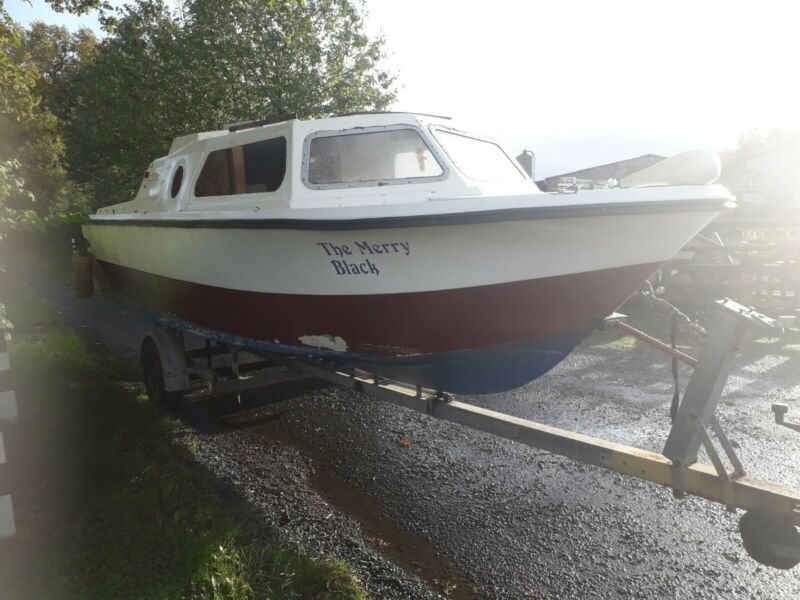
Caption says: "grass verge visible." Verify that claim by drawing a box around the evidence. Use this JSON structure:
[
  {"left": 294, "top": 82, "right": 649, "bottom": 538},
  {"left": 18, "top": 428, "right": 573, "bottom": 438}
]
[{"left": 0, "top": 280, "right": 367, "bottom": 600}]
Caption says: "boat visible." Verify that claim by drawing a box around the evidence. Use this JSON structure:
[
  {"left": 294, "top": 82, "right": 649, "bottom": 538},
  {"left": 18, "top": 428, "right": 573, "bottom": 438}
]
[{"left": 82, "top": 112, "right": 733, "bottom": 394}]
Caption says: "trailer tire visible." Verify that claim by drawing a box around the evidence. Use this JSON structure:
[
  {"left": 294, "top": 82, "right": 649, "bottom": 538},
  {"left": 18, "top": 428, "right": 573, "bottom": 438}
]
[
  {"left": 739, "top": 510, "right": 800, "bottom": 570},
  {"left": 141, "top": 337, "right": 183, "bottom": 408}
]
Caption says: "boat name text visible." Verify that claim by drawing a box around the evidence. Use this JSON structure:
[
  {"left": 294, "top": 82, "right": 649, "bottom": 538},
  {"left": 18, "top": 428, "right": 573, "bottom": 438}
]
[
  {"left": 316, "top": 241, "right": 410, "bottom": 257},
  {"left": 317, "top": 240, "right": 411, "bottom": 277}
]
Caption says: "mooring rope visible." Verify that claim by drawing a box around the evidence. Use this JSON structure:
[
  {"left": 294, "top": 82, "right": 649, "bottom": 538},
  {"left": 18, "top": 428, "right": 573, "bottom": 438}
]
[
  {"left": 640, "top": 279, "right": 706, "bottom": 335},
  {"left": 638, "top": 279, "right": 705, "bottom": 421}
]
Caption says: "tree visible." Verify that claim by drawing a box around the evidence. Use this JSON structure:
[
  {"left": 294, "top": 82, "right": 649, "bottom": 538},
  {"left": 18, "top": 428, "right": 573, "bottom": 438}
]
[
  {"left": 0, "top": 159, "right": 38, "bottom": 235},
  {"left": 0, "top": 11, "right": 38, "bottom": 136},
  {"left": 67, "top": 0, "right": 396, "bottom": 207},
  {"left": 21, "top": 22, "right": 98, "bottom": 123},
  {"left": 65, "top": 1, "right": 192, "bottom": 205},
  {"left": 0, "top": 158, "right": 37, "bottom": 330},
  {"left": 720, "top": 128, "right": 787, "bottom": 170},
  {"left": 183, "top": 0, "right": 396, "bottom": 120},
  {"left": 0, "top": 10, "right": 90, "bottom": 216},
  {"left": 44, "top": 0, "right": 111, "bottom": 15}
]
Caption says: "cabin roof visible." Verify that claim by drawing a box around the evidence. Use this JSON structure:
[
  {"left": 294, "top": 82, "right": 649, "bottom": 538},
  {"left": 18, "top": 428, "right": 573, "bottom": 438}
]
[{"left": 168, "top": 112, "right": 452, "bottom": 155}]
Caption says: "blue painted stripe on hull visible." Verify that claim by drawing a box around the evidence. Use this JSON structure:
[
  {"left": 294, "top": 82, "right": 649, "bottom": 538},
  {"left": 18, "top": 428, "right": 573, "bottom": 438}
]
[
  {"left": 342, "top": 331, "right": 588, "bottom": 394},
  {"left": 154, "top": 313, "right": 588, "bottom": 394}
]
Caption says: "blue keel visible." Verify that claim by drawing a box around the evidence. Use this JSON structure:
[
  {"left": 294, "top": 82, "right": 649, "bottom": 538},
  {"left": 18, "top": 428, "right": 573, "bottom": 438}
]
[{"left": 154, "top": 312, "right": 589, "bottom": 395}]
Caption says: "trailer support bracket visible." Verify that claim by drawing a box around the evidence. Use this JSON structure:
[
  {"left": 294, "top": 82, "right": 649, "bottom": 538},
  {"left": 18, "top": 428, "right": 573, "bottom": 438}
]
[{"left": 663, "top": 299, "right": 779, "bottom": 498}]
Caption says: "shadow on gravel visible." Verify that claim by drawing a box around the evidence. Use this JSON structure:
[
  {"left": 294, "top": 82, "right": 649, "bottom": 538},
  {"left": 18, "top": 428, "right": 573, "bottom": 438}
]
[{"left": 167, "top": 383, "right": 481, "bottom": 600}]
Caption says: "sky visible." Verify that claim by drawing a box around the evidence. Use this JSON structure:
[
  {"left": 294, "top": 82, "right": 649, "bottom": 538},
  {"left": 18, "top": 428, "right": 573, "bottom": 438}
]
[{"left": 7, "top": 0, "right": 800, "bottom": 178}]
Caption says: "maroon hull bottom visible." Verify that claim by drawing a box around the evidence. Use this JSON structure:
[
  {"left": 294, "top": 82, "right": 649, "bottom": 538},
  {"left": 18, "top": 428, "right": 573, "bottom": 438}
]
[{"left": 95, "top": 260, "right": 660, "bottom": 356}]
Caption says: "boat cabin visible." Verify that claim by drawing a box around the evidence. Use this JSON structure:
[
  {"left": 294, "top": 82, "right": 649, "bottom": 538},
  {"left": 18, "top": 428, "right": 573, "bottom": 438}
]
[{"left": 96, "top": 113, "right": 540, "bottom": 216}]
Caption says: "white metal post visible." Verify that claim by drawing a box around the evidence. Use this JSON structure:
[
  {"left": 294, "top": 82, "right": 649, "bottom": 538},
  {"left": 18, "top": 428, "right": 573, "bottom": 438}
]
[{"left": 0, "top": 332, "right": 17, "bottom": 538}]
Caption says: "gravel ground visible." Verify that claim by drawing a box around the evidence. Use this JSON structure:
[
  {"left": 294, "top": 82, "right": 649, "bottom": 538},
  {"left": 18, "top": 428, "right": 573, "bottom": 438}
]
[{"left": 19, "top": 262, "right": 800, "bottom": 599}]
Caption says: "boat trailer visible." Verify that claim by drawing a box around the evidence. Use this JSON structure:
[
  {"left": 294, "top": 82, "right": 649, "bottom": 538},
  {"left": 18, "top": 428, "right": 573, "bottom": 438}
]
[{"left": 139, "top": 298, "right": 800, "bottom": 569}]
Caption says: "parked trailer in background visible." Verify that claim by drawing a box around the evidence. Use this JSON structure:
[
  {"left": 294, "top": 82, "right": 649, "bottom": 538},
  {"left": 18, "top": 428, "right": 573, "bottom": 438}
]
[{"left": 662, "top": 217, "right": 800, "bottom": 317}]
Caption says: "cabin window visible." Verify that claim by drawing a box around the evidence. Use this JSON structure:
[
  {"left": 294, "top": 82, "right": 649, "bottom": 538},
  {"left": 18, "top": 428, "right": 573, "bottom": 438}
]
[
  {"left": 194, "top": 136, "right": 286, "bottom": 197},
  {"left": 433, "top": 129, "right": 526, "bottom": 183},
  {"left": 306, "top": 128, "right": 444, "bottom": 187},
  {"left": 170, "top": 165, "right": 184, "bottom": 198}
]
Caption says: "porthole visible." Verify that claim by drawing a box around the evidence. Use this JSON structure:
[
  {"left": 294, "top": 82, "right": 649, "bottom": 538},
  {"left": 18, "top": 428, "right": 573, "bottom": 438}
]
[{"left": 170, "top": 165, "right": 184, "bottom": 198}]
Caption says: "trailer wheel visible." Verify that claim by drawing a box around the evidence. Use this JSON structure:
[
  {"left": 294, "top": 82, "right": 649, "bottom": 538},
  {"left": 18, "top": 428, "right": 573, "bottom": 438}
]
[
  {"left": 739, "top": 510, "right": 800, "bottom": 569},
  {"left": 141, "top": 337, "right": 183, "bottom": 407}
]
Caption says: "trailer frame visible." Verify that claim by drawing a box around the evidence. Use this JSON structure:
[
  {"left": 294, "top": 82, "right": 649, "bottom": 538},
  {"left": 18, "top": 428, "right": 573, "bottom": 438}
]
[{"left": 140, "top": 297, "right": 800, "bottom": 569}]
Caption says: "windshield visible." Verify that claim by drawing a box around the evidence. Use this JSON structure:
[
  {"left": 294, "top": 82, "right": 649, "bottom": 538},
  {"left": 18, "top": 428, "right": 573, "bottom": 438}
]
[
  {"left": 433, "top": 129, "right": 526, "bottom": 183},
  {"left": 307, "top": 128, "right": 444, "bottom": 186}
]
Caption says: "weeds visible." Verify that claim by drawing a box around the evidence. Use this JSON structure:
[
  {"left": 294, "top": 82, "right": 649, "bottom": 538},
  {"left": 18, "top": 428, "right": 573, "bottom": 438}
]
[{"left": 0, "top": 279, "right": 367, "bottom": 599}]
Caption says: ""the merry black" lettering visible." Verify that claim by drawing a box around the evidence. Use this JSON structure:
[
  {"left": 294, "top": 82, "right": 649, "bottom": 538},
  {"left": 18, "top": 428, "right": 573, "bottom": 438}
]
[{"left": 317, "top": 240, "right": 411, "bottom": 277}]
